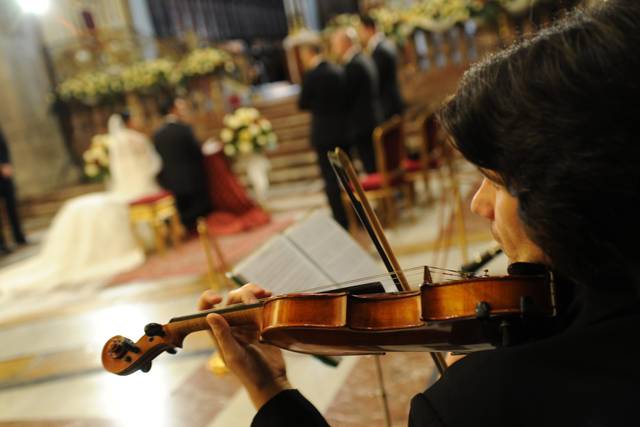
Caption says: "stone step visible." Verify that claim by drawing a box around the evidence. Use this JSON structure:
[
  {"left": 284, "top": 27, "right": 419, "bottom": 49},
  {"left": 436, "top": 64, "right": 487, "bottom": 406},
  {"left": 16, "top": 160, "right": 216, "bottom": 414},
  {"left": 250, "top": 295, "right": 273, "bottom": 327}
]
[
  {"left": 272, "top": 126, "right": 309, "bottom": 142},
  {"left": 234, "top": 151, "right": 317, "bottom": 175},
  {"left": 267, "top": 113, "right": 310, "bottom": 130},
  {"left": 267, "top": 138, "right": 312, "bottom": 158},
  {"left": 254, "top": 96, "right": 299, "bottom": 114},
  {"left": 237, "top": 163, "right": 320, "bottom": 187}
]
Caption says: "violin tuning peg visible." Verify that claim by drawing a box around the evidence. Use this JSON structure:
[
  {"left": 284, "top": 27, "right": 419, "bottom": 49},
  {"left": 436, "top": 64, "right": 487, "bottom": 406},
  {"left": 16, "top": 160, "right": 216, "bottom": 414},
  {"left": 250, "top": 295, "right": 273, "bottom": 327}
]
[
  {"left": 144, "top": 322, "right": 166, "bottom": 337},
  {"left": 140, "top": 362, "right": 152, "bottom": 373}
]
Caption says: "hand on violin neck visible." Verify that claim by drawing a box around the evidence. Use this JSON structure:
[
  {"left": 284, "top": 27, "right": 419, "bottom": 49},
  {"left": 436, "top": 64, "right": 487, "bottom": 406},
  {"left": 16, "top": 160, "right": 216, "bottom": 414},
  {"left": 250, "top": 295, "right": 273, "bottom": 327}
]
[
  {"left": 206, "top": 313, "right": 290, "bottom": 409},
  {"left": 200, "top": 284, "right": 289, "bottom": 410}
]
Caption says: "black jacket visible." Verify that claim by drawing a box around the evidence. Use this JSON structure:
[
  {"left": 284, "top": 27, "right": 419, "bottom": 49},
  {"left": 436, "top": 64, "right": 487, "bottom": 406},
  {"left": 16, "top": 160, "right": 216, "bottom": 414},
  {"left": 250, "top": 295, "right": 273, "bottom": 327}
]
[
  {"left": 344, "top": 52, "right": 383, "bottom": 139},
  {"left": 371, "top": 39, "right": 405, "bottom": 120},
  {"left": 153, "top": 121, "right": 207, "bottom": 196},
  {"left": 298, "top": 60, "right": 349, "bottom": 149},
  {"left": 0, "top": 128, "right": 10, "bottom": 165},
  {"left": 251, "top": 280, "right": 640, "bottom": 426}
]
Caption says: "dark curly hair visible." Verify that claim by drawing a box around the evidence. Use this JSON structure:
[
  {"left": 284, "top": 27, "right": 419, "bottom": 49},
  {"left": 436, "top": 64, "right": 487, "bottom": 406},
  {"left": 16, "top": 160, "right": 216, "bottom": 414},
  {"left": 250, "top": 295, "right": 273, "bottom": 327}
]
[{"left": 439, "top": 0, "right": 640, "bottom": 292}]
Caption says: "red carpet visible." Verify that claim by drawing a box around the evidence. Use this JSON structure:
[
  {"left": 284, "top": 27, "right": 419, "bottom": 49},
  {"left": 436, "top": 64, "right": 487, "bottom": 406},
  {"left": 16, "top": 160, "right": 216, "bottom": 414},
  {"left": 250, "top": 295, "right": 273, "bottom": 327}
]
[{"left": 108, "top": 213, "right": 296, "bottom": 286}]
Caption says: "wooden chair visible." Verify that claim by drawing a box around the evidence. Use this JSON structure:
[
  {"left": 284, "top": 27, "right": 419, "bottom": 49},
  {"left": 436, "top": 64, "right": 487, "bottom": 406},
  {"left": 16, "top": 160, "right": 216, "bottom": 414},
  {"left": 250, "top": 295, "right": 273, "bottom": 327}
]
[
  {"left": 196, "top": 217, "right": 233, "bottom": 292},
  {"left": 403, "top": 112, "right": 448, "bottom": 204},
  {"left": 343, "top": 115, "right": 409, "bottom": 234},
  {"left": 129, "top": 190, "right": 184, "bottom": 254}
]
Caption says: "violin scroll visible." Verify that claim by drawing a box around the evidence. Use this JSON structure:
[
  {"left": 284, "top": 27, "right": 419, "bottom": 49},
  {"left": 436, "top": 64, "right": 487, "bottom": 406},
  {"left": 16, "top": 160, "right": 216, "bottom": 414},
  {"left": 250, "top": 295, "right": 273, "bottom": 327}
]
[{"left": 101, "top": 323, "right": 179, "bottom": 376}]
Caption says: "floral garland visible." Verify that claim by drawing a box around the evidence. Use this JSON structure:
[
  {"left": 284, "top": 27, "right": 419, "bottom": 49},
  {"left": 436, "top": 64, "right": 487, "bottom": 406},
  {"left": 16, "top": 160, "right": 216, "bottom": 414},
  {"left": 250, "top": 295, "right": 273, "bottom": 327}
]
[
  {"left": 121, "top": 58, "right": 177, "bottom": 94},
  {"left": 327, "top": 1, "right": 497, "bottom": 44},
  {"left": 56, "top": 71, "right": 123, "bottom": 105},
  {"left": 56, "top": 47, "right": 236, "bottom": 105},
  {"left": 176, "top": 47, "right": 236, "bottom": 80},
  {"left": 220, "top": 107, "right": 277, "bottom": 157}
]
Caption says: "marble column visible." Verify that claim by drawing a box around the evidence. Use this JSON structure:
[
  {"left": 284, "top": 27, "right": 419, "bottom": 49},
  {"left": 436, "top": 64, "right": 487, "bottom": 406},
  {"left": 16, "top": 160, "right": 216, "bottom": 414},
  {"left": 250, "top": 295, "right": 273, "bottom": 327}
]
[{"left": 0, "top": 15, "right": 77, "bottom": 197}]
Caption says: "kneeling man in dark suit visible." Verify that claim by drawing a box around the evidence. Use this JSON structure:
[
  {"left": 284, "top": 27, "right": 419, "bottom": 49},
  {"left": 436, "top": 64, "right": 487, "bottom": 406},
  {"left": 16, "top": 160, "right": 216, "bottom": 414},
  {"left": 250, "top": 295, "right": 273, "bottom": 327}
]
[{"left": 153, "top": 98, "right": 211, "bottom": 231}]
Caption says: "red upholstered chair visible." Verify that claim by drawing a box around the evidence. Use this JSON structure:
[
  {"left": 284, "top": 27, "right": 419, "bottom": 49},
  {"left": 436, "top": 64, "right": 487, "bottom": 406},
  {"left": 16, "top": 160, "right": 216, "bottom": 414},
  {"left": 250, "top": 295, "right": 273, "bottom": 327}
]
[
  {"left": 129, "top": 190, "right": 184, "bottom": 254},
  {"left": 343, "top": 115, "right": 408, "bottom": 233}
]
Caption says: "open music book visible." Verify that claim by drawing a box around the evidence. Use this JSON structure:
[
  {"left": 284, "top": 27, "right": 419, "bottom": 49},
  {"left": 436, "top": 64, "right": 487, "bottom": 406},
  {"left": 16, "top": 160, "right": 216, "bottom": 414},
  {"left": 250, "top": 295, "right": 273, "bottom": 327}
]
[{"left": 232, "top": 211, "right": 396, "bottom": 294}]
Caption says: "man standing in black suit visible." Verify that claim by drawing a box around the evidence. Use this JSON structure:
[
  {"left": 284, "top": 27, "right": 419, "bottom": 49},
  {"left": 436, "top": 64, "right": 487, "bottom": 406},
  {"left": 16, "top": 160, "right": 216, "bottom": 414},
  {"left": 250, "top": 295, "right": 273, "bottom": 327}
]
[
  {"left": 359, "top": 15, "right": 405, "bottom": 121},
  {"left": 0, "top": 127, "right": 27, "bottom": 255},
  {"left": 153, "top": 98, "right": 211, "bottom": 231},
  {"left": 298, "top": 40, "right": 350, "bottom": 229},
  {"left": 331, "top": 28, "right": 383, "bottom": 174}
]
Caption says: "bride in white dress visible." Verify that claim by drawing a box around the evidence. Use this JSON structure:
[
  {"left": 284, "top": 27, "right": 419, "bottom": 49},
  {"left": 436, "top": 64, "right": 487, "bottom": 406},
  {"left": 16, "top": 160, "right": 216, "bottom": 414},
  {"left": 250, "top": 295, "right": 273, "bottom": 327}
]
[{"left": 0, "top": 113, "right": 161, "bottom": 303}]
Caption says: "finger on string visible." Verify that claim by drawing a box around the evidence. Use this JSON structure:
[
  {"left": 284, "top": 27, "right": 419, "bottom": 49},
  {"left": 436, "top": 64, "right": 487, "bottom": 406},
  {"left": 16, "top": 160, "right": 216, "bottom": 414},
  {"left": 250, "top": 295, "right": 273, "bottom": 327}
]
[
  {"left": 198, "top": 290, "right": 223, "bottom": 311},
  {"left": 227, "top": 283, "right": 273, "bottom": 305}
]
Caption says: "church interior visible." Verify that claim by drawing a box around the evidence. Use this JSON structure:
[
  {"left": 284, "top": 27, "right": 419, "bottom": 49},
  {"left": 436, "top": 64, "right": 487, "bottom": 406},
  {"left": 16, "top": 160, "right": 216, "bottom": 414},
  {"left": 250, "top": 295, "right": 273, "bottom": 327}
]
[{"left": 0, "top": 0, "right": 592, "bottom": 426}]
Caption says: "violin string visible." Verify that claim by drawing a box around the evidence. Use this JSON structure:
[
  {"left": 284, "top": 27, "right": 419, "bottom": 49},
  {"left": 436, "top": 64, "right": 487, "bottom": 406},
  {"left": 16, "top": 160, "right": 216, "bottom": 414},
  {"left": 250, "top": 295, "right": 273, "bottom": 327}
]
[{"left": 298, "top": 265, "right": 474, "bottom": 294}]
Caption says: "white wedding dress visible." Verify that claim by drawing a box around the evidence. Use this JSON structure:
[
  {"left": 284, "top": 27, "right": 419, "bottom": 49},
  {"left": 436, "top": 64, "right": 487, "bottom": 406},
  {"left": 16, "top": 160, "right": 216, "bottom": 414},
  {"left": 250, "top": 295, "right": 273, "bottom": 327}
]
[{"left": 0, "top": 115, "right": 161, "bottom": 304}]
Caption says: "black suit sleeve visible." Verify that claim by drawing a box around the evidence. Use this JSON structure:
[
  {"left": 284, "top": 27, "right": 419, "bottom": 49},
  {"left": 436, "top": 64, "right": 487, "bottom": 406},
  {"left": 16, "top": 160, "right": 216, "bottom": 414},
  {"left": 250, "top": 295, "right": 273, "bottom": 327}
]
[
  {"left": 408, "top": 393, "right": 447, "bottom": 427},
  {"left": 298, "top": 71, "right": 313, "bottom": 111},
  {"left": 251, "top": 389, "right": 330, "bottom": 427},
  {"left": 0, "top": 129, "right": 10, "bottom": 164}
]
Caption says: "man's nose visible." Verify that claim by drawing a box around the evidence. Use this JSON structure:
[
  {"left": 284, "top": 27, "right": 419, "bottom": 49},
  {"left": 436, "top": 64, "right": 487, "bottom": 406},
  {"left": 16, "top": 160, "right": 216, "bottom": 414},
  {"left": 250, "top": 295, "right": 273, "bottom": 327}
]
[{"left": 470, "top": 179, "right": 495, "bottom": 221}]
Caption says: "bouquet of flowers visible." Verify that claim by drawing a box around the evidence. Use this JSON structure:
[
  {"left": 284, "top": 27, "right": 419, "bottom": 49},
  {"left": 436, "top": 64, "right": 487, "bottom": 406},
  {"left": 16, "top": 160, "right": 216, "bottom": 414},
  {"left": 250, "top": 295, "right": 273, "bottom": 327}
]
[
  {"left": 83, "top": 134, "right": 110, "bottom": 180},
  {"left": 219, "top": 107, "right": 277, "bottom": 157}
]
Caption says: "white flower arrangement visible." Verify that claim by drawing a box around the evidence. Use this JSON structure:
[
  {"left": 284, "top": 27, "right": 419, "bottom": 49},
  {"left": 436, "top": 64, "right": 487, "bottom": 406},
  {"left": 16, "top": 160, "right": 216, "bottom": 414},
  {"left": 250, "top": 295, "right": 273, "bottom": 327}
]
[
  {"left": 220, "top": 107, "right": 277, "bottom": 157},
  {"left": 83, "top": 134, "right": 110, "bottom": 180}
]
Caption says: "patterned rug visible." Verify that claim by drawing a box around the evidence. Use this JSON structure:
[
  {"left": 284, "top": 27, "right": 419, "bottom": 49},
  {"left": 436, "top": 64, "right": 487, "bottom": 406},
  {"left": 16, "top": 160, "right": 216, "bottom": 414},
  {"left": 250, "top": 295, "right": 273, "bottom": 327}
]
[{"left": 108, "top": 212, "right": 298, "bottom": 286}]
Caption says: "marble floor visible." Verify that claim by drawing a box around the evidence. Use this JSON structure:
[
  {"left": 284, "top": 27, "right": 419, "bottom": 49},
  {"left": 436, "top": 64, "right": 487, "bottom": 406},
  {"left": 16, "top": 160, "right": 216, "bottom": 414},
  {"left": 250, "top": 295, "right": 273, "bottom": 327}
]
[{"left": 0, "top": 169, "right": 508, "bottom": 427}]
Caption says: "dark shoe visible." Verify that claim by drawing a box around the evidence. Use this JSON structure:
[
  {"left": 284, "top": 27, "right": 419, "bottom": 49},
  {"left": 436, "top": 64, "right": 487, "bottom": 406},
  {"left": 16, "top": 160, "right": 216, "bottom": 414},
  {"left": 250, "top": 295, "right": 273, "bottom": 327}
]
[
  {"left": 0, "top": 245, "right": 12, "bottom": 256},
  {"left": 15, "top": 237, "right": 28, "bottom": 246}
]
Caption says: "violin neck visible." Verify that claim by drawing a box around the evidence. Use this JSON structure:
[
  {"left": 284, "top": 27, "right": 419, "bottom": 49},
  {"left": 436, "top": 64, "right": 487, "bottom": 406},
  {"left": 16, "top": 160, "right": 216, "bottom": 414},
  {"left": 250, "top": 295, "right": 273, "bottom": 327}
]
[{"left": 164, "top": 303, "right": 263, "bottom": 347}]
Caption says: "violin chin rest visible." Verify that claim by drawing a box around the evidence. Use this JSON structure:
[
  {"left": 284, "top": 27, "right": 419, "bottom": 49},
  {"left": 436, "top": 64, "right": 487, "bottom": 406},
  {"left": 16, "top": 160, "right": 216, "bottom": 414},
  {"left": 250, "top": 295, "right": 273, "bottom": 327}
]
[{"left": 507, "top": 262, "right": 548, "bottom": 276}]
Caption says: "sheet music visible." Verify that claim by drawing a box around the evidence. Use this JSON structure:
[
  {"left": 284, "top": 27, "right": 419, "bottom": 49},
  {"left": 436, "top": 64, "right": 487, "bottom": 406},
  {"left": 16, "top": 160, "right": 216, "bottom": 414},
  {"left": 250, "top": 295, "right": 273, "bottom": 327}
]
[
  {"left": 233, "top": 235, "right": 333, "bottom": 295},
  {"left": 284, "top": 212, "right": 396, "bottom": 292}
]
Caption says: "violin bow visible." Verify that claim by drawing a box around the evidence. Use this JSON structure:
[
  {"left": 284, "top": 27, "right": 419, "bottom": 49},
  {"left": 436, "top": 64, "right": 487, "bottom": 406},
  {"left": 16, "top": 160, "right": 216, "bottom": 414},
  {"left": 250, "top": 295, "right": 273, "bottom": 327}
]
[{"left": 328, "top": 148, "right": 448, "bottom": 376}]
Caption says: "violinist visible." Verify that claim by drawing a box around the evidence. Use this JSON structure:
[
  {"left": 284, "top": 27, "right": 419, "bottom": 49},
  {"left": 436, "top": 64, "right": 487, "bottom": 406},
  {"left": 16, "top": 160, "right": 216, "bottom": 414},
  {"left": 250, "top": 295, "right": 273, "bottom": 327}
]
[{"left": 200, "top": 1, "right": 640, "bottom": 425}]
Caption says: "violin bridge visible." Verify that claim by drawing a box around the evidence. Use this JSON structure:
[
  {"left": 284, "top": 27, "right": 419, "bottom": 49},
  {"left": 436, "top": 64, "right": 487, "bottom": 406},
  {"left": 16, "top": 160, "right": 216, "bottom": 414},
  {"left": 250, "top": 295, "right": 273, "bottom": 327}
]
[{"left": 423, "top": 266, "right": 433, "bottom": 286}]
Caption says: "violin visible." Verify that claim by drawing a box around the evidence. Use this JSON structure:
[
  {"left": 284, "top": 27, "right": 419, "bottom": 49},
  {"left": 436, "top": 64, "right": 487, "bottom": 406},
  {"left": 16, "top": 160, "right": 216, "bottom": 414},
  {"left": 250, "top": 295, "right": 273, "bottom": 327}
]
[
  {"left": 102, "top": 149, "right": 557, "bottom": 376},
  {"left": 102, "top": 263, "right": 556, "bottom": 376}
]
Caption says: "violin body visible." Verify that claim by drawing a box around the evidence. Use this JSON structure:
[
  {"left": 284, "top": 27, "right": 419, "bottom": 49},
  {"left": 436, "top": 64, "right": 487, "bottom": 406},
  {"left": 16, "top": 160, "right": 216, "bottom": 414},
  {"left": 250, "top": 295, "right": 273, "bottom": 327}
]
[
  {"left": 102, "top": 270, "right": 556, "bottom": 375},
  {"left": 260, "top": 274, "right": 555, "bottom": 355}
]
